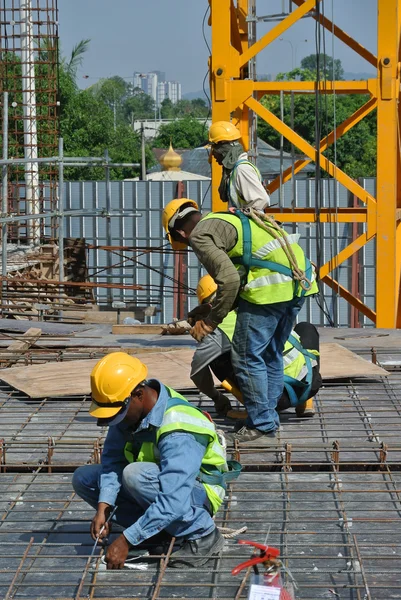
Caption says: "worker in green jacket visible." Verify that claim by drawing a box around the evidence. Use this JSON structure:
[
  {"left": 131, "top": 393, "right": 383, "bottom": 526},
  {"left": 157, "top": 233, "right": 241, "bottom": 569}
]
[
  {"left": 72, "top": 352, "right": 239, "bottom": 569},
  {"left": 162, "top": 194, "right": 318, "bottom": 444},
  {"left": 190, "top": 275, "right": 321, "bottom": 418}
]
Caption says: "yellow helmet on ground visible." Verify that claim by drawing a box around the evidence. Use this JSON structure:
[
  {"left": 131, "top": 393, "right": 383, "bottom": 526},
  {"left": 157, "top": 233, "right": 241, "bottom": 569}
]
[
  {"left": 89, "top": 352, "right": 148, "bottom": 420},
  {"left": 209, "top": 121, "right": 241, "bottom": 144},
  {"left": 162, "top": 198, "right": 199, "bottom": 250},
  {"left": 197, "top": 274, "right": 217, "bottom": 304}
]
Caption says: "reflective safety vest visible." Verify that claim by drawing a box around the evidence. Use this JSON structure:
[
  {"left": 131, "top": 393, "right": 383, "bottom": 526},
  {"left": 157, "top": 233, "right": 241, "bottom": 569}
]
[
  {"left": 201, "top": 211, "right": 318, "bottom": 305},
  {"left": 228, "top": 159, "right": 263, "bottom": 209},
  {"left": 219, "top": 313, "right": 319, "bottom": 406},
  {"left": 123, "top": 385, "right": 241, "bottom": 515},
  {"left": 217, "top": 310, "right": 237, "bottom": 341}
]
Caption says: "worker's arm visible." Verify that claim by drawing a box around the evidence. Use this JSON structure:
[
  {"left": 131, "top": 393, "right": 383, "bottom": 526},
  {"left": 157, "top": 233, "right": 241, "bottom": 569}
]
[
  {"left": 189, "top": 219, "right": 240, "bottom": 326},
  {"left": 89, "top": 426, "right": 127, "bottom": 541},
  {"left": 98, "top": 425, "right": 127, "bottom": 505},
  {"left": 122, "top": 432, "right": 214, "bottom": 547},
  {"left": 235, "top": 163, "right": 270, "bottom": 210}
]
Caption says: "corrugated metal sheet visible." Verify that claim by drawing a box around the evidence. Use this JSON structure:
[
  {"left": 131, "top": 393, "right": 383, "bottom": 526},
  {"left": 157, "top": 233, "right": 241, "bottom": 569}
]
[{"left": 62, "top": 178, "right": 376, "bottom": 326}]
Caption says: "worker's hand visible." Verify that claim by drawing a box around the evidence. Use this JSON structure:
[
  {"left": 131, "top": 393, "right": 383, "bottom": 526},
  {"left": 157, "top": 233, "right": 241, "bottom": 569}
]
[
  {"left": 105, "top": 534, "right": 131, "bottom": 570},
  {"left": 190, "top": 319, "right": 215, "bottom": 342},
  {"left": 90, "top": 503, "right": 112, "bottom": 542},
  {"left": 187, "top": 303, "right": 211, "bottom": 326},
  {"left": 213, "top": 392, "right": 233, "bottom": 416}
]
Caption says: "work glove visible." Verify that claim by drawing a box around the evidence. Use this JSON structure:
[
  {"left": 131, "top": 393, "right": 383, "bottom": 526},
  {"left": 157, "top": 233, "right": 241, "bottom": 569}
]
[
  {"left": 161, "top": 319, "right": 191, "bottom": 336},
  {"left": 187, "top": 303, "right": 212, "bottom": 326},
  {"left": 190, "top": 319, "right": 215, "bottom": 342},
  {"left": 213, "top": 391, "right": 233, "bottom": 417}
]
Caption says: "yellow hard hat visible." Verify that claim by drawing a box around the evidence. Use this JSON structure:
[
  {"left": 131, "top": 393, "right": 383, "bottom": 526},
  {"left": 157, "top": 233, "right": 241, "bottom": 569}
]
[
  {"left": 162, "top": 198, "right": 199, "bottom": 250},
  {"left": 209, "top": 121, "right": 241, "bottom": 144},
  {"left": 89, "top": 352, "right": 148, "bottom": 420},
  {"left": 197, "top": 274, "right": 217, "bottom": 304}
]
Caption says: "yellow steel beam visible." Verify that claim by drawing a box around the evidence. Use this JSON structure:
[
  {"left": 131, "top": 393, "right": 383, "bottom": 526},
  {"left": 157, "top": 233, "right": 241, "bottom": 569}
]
[
  {"left": 322, "top": 275, "right": 376, "bottom": 323},
  {"left": 210, "top": 0, "right": 233, "bottom": 211},
  {"left": 246, "top": 96, "right": 377, "bottom": 216},
  {"left": 375, "top": 0, "right": 400, "bottom": 327},
  {"left": 267, "top": 97, "right": 378, "bottom": 194},
  {"left": 292, "top": 0, "right": 378, "bottom": 68},
  {"left": 239, "top": 0, "right": 318, "bottom": 68},
  {"left": 254, "top": 80, "right": 377, "bottom": 95},
  {"left": 320, "top": 233, "right": 369, "bottom": 278},
  {"left": 268, "top": 208, "right": 367, "bottom": 223}
]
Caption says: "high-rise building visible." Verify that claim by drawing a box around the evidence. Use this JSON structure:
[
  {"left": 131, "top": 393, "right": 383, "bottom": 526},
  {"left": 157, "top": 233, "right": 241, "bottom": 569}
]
[
  {"left": 156, "top": 81, "right": 182, "bottom": 106},
  {"left": 133, "top": 72, "right": 182, "bottom": 106}
]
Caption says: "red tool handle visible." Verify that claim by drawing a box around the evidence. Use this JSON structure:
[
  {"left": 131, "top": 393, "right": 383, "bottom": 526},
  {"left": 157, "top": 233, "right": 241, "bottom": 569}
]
[
  {"left": 231, "top": 540, "right": 281, "bottom": 576},
  {"left": 238, "top": 539, "right": 280, "bottom": 556}
]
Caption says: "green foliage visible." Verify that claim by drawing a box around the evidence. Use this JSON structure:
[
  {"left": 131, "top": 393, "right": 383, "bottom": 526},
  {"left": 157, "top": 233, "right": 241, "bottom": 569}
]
[
  {"left": 59, "top": 75, "right": 155, "bottom": 179},
  {"left": 300, "top": 53, "right": 344, "bottom": 80},
  {"left": 257, "top": 59, "right": 376, "bottom": 178},
  {"left": 153, "top": 116, "right": 207, "bottom": 149},
  {"left": 160, "top": 97, "right": 209, "bottom": 119}
]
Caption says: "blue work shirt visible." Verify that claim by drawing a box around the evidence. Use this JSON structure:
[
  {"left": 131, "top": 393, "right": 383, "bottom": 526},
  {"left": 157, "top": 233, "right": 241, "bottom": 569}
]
[{"left": 98, "top": 379, "right": 215, "bottom": 546}]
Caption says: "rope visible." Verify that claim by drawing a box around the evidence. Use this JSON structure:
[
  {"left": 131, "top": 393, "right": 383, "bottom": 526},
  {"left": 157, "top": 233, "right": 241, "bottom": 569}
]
[
  {"left": 245, "top": 207, "right": 312, "bottom": 291},
  {"left": 218, "top": 525, "right": 248, "bottom": 539}
]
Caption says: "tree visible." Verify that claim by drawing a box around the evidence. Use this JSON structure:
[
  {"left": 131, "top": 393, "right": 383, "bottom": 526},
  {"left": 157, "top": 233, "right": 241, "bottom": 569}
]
[
  {"left": 257, "top": 65, "right": 376, "bottom": 178},
  {"left": 124, "top": 90, "right": 155, "bottom": 122},
  {"left": 153, "top": 116, "right": 208, "bottom": 149},
  {"left": 300, "top": 53, "right": 344, "bottom": 80},
  {"left": 62, "top": 39, "right": 91, "bottom": 78}
]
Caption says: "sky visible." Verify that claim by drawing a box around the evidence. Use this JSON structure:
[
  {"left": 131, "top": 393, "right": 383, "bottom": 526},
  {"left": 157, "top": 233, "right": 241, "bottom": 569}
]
[{"left": 58, "top": 0, "right": 377, "bottom": 96}]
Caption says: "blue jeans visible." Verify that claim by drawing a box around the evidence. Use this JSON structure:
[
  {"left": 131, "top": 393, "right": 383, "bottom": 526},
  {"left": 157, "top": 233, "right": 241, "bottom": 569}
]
[
  {"left": 72, "top": 462, "right": 213, "bottom": 540},
  {"left": 231, "top": 296, "right": 305, "bottom": 432}
]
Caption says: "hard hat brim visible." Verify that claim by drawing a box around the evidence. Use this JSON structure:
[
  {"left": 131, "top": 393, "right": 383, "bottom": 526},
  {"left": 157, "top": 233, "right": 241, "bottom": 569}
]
[
  {"left": 96, "top": 403, "right": 130, "bottom": 427},
  {"left": 89, "top": 400, "right": 125, "bottom": 420}
]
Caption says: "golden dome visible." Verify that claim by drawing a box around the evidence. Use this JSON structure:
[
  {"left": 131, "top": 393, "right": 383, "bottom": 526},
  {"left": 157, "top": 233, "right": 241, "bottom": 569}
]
[{"left": 159, "top": 143, "right": 182, "bottom": 171}]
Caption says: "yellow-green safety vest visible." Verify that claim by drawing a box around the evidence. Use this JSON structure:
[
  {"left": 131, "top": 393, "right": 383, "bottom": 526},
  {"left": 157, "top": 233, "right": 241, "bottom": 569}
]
[
  {"left": 124, "top": 385, "right": 238, "bottom": 515},
  {"left": 201, "top": 212, "right": 318, "bottom": 305}
]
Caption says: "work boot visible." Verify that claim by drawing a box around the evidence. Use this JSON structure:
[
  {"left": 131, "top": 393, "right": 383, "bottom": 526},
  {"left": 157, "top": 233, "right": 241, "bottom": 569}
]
[
  {"left": 225, "top": 425, "right": 277, "bottom": 444},
  {"left": 168, "top": 527, "right": 225, "bottom": 568},
  {"left": 296, "top": 397, "right": 315, "bottom": 418},
  {"left": 213, "top": 392, "right": 232, "bottom": 416}
]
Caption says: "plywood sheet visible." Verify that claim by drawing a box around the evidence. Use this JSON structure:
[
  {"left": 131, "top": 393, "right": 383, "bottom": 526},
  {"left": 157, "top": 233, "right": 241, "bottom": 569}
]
[
  {"left": 0, "top": 344, "right": 388, "bottom": 398},
  {"left": 319, "top": 342, "right": 388, "bottom": 379}
]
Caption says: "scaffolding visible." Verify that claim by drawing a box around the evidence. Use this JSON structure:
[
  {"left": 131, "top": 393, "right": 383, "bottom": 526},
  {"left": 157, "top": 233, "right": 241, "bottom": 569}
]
[{"left": 0, "top": 0, "right": 59, "bottom": 244}]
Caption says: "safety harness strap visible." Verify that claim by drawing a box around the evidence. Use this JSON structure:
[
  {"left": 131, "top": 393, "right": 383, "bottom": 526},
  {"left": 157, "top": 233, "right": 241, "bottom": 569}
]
[
  {"left": 198, "top": 460, "right": 242, "bottom": 486},
  {"left": 284, "top": 354, "right": 313, "bottom": 406},
  {"left": 231, "top": 210, "right": 312, "bottom": 298}
]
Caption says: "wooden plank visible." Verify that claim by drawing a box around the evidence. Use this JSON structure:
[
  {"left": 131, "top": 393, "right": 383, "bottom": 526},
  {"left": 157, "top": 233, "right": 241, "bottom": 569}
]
[
  {"left": 319, "top": 343, "right": 388, "bottom": 379},
  {"left": 0, "top": 328, "right": 42, "bottom": 367},
  {"left": 112, "top": 324, "right": 164, "bottom": 335},
  {"left": 0, "top": 344, "right": 388, "bottom": 398}
]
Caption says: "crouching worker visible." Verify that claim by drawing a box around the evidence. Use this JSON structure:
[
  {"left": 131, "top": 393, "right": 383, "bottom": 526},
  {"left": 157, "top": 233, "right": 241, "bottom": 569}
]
[
  {"left": 73, "top": 352, "right": 240, "bottom": 569},
  {"left": 190, "top": 275, "right": 322, "bottom": 418}
]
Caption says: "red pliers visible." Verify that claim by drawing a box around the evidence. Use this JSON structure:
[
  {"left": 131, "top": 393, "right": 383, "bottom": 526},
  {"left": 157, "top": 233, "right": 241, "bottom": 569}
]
[{"left": 231, "top": 539, "right": 281, "bottom": 576}]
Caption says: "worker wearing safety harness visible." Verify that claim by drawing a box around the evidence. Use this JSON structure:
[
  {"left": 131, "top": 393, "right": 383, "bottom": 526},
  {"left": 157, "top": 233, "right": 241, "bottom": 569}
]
[
  {"left": 72, "top": 352, "right": 240, "bottom": 569},
  {"left": 162, "top": 195, "right": 318, "bottom": 443},
  {"left": 209, "top": 120, "right": 270, "bottom": 210},
  {"left": 190, "top": 275, "right": 322, "bottom": 418}
]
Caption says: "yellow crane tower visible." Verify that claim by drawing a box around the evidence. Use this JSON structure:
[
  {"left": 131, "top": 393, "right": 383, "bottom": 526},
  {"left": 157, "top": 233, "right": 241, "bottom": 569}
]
[{"left": 209, "top": 0, "right": 401, "bottom": 328}]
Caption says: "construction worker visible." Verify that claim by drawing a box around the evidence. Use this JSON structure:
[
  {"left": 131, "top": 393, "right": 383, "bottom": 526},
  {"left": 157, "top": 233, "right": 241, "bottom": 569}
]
[
  {"left": 72, "top": 352, "right": 239, "bottom": 569},
  {"left": 209, "top": 120, "right": 270, "bottom": 210},
  {"left": 190, "top": 275, "right": 322, "bottom": 418},
  {"left": 162, "top": 198, "right": 318, "bottom": 443}
]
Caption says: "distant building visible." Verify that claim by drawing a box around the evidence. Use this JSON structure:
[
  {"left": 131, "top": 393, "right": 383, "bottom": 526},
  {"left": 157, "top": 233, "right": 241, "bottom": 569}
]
[
  {"left": 157, "top": 81, "right": 182, "bottom": 106},
  {"left": 133, "top": 71, "right": 182, "bottom": 106}
]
